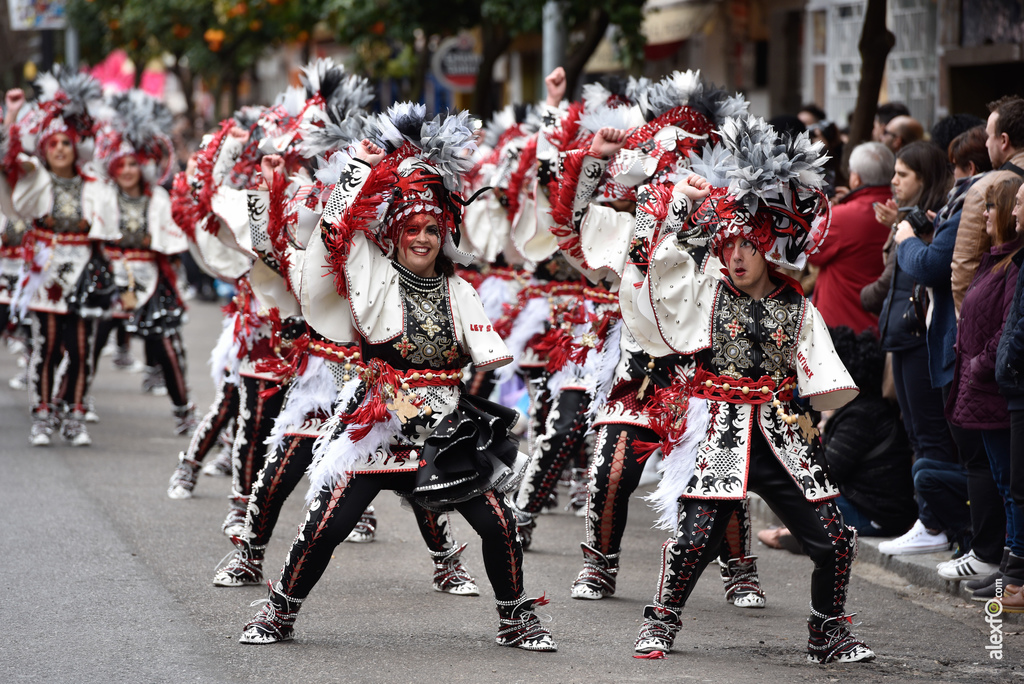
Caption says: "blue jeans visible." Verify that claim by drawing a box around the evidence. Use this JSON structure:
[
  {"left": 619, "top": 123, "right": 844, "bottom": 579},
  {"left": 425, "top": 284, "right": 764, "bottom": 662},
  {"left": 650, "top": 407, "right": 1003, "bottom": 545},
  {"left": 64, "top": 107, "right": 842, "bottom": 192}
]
[
  {"left": 891, "top": 346, "right": 956, "bottom": 463},
  {"left": 912, "top": 457, "right": 970, "bottom": 543},
  {"left": 982, "top": 429, "right": 1024, "bottom": 555},
  {"left": 835, "top": 495, "right": 887, "bottom": 536}
]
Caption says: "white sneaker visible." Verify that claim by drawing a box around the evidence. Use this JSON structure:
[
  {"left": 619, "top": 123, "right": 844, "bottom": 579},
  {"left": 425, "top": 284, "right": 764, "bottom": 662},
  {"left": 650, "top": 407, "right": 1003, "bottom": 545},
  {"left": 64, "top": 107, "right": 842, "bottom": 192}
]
[
  {"left": 936, "top": 549, "right": 1000, "bottom": 580},
  {"left": 877, "top": 519, "right": 949, "bottom": 555}
]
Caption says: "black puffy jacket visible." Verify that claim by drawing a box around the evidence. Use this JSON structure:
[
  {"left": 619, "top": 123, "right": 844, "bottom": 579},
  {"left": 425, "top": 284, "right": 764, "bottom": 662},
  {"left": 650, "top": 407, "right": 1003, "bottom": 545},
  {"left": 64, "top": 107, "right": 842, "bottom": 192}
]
[{"left": 822, "top": 395, "right": 918, "bottom": 533}]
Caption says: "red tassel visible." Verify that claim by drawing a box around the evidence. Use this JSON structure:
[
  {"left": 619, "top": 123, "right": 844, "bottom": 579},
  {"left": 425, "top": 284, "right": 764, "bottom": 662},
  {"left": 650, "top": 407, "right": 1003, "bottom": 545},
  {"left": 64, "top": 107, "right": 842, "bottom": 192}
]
[
  {"left": 3, "top": 123, "right": 25, "bottom": 190},
  {"left": 258, "top": 386, "right": 280, "bottom": 399},
  {"left": 170, "top": 172, "right": 198, "bottom": 242},
  {"left": 639, "top": 182, "right": 675, "bottom": 222},
  {"left": 532, "top": 592, "right": 550, "bottom": 608},
  {"left": 633, "top": 650, "right": 666, "bottom": 660},
  {"left": 633, "top": 440, "right": 661, "bottom": 464}
]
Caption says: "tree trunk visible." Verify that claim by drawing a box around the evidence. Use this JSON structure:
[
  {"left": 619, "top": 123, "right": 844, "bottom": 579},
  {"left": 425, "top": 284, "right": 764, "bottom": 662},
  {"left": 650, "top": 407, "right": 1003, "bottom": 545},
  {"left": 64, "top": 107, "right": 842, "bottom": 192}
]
[
  {"left": 473, "top": 20, "right": 512, "bottom": 119},
  {"left": 562, "top": 8, "right": 610, "bottom": 99},
  {"left": 172, "top": 60, "right": 196, "bottom": 131},
  {"left": 403, "top": 44, "right": 432, "bottom": 104},
  {"left": 841, "top": 0, "right": 895, "bottom": 174}
]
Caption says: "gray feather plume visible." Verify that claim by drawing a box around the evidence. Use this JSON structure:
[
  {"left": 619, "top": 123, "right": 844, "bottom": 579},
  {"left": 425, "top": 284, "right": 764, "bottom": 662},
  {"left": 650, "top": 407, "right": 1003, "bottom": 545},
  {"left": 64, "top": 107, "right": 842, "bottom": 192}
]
[
  {"left": 107, "top": 90, "right": 173, "bottom": 152},
  {"left": 368, "top": 104, "right": 477, "bottom": 191},
  {"left": 482, "top": 106, "right": 517, "bottom": 149},
  {"left": 688, "top": 142, "right": 734, "bottom": 189}
]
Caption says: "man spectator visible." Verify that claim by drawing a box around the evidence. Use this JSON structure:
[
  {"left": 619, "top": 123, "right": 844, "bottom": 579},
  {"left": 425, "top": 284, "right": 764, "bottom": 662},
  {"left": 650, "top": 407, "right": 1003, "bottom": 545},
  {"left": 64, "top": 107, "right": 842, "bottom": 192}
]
[
  {"left": 952, "top": 95, "right": 1024, "bottom": 314},
  {"left": 882, "top": 115, "right": 925, "bottom": 152},
  {"left": 807, "top": 142, "right": 895, "bottom": 333},
  {"left": 873, "top": 102, "right": 911, "bottom": 142}
]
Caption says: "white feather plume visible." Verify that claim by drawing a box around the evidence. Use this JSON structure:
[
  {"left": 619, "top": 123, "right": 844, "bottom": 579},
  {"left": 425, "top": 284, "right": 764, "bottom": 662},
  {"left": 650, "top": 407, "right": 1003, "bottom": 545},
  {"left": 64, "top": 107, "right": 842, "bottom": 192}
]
[
  {"left": 476, "top": 275, "right": 517, "bottom": 321},
  {"left": 264, "top": 356, "right": 338, "bottom": 454},
  {"left": 644, "top": 397, "right": 711, "bottom": 530},
  {"left": 208, "top": 313, "right": 242, "bottom": 386},
  {"left": 306, "top": 382, "right": 402, "bottom": 504}
]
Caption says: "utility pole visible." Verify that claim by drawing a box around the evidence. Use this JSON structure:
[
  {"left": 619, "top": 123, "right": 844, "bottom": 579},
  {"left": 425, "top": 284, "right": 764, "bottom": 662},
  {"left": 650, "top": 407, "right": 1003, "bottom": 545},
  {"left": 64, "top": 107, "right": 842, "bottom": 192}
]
[{"left": 542, "top": 1, "right": 566, "bottom": 94}]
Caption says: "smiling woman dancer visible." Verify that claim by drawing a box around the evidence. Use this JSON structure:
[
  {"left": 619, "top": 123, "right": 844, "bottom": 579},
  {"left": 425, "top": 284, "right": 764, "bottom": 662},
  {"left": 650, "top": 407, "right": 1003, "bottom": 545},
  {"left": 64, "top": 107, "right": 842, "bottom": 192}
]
[
  {"left": 240, "top": 105, "right": 555, "bottom": 652},
  {"left": 1, "top": 70, "right": 113, "bottom": 447}
]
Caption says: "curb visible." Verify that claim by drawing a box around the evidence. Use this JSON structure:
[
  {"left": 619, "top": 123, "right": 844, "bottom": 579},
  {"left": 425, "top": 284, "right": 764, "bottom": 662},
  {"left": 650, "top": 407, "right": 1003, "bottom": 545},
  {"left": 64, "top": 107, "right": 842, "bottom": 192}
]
[{"left": 747, "top": 494, "right": 1022, "bottom": 622}]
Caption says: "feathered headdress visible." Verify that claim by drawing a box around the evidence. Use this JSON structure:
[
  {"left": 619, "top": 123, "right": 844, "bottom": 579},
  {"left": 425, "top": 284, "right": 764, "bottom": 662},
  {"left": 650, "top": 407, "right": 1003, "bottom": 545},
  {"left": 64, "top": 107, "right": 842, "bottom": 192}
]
[
  {"left": 94, "top": 89, "right": 175, "bottom": 184},
  {"left": 321, "top": 103, "right": 483, "bottom": 273},
  {"left": 684, "top": 113, "right": 831, "bottom": 270},
  {"left": 608, "top": 70, "right": 749, "bottom": 188},
  {"left": 299, "top": 58, "right": 375, "bottom": 159},
  {"left": 18, "top": 66, "right": 103, "bottom": 163}
]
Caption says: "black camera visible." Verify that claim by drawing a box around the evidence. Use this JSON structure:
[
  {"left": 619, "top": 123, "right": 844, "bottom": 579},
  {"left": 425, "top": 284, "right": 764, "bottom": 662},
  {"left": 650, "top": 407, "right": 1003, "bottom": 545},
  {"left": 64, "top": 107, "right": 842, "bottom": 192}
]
[{"left": 898, "top": 206, "right": 933, "bottom": 237}]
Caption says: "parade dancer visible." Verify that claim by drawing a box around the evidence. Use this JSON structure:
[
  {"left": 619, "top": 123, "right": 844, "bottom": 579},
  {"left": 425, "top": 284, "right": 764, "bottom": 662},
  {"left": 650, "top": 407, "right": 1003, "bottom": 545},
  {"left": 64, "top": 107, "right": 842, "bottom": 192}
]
[
  {"left": 1, "top": 71, "right": 115, "bottom": 446},
  {"left": 93, "top": 90, "right": 195, "bottom": 435},
  {"left": 545, "top": 73, "right": 765, "bottom": 606},
  {"left": 240, "top": 107, "right": 554, "bottom": 651},
  {"left": 166, "top": 126, "right": 253, "bottom": 499},
  {"left": 212, "top": 62, "right": 479, "bottom": 595},
  {"left": 628, "top": 115, "right": 874, "bottom": 663},
  {"left": 505, "top": 71, "right": 650, "bottom": 548}
]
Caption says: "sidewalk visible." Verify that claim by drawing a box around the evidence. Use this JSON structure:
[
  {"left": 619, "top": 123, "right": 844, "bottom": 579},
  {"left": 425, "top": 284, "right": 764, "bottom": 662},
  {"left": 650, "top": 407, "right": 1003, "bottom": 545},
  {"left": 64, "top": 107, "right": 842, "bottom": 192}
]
[{"left": 747, "top": 493, "right": 1022, "bottom": 622}]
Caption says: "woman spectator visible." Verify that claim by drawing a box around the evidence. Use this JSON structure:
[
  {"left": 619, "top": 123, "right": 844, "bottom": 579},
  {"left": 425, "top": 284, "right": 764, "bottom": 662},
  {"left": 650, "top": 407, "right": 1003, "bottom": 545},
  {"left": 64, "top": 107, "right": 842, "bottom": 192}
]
[
  {"left": 996, "top": 180, "right": 1024, "bottom": 597},
  {"left": 862, "top": 141, "right": 956, "bottom": 556},
  {"left": 895, "top": 127, "right": 1004, "bottom": 581},
  {"left": 947, "top": 177, "right": 1024, "bottom": 598}
]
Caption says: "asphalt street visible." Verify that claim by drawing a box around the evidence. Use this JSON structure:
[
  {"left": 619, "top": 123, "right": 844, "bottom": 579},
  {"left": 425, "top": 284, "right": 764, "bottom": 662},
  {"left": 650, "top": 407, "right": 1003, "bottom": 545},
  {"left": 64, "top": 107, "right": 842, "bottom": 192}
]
[{"left": 0, "top": 299, "right": 1020, "bottom": 683}]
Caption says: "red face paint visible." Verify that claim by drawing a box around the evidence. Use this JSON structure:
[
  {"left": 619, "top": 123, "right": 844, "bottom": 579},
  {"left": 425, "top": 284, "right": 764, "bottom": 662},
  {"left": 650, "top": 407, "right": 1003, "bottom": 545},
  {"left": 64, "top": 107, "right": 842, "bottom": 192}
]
[
  {"left": 397, "top": 213, "right": 441, "bottom": 277},
  {"left": 721, "top": 239, "right": 737, "bottom": 265}
]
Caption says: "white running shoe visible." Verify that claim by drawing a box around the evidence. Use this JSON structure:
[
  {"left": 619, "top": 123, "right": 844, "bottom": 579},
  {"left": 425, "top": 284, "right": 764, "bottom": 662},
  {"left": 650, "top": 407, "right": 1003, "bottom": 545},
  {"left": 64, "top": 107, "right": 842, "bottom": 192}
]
[
  {"left": 877, "top": 519, "right": 949, "bottom": 555},
  {"left": 936, "top": 549, "right": 1000, "bottom": 580}
]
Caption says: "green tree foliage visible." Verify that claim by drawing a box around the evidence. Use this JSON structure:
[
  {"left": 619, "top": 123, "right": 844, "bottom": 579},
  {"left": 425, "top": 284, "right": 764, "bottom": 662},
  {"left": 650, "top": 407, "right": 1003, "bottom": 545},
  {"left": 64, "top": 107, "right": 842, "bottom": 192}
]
[{"left": 66, "top": 0, "right": 329, "bottom": 118}]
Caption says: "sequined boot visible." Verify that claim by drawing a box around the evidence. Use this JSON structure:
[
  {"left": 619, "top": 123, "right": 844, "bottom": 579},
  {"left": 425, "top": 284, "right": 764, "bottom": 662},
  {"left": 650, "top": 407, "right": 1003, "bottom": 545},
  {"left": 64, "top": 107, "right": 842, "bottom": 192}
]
[
  {"left": 239, "top": 582, "right": 303, "bottom": 644},
  {"left": 495, "top": 595, "right": 557, "bottom": 651},
  {"left": 570, "top": 543, "right": 619, "bottom": 600},
  {"left": 431, "top": 543, "right": 480, "bottom": 596},
  {"left": 807, "top": 608, "right": 875, "bottom": 663},
  {"left": 168, "top": 452, "right": 200, "bottom": 499},
  {"left": 213, "top": 535, "right": 265, "bottom": 587},
  {"left": 344, "top": 506, "right": 377, "bottom": 543},
  {"left": 719, "top": 555, "right": 766, "bottom": 608},
  {"left": 634, "top": 602, "right": 682, "bottom": 654},
  {"left": 222, "top": 495, "right": 248, "bottom": 537}
]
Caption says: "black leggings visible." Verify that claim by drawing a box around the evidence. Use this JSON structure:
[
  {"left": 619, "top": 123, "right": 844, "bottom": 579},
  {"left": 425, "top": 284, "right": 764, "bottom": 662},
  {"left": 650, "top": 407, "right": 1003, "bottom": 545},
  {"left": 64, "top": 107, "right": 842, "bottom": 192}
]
[
  {"left": 653, "top": 432, "right": 854, "bottom": 617},
  {"left": 517, "top": 388, "right": 592, "bottom": 514},
  {"left": 232, "top": 376, "right": 287, "bottom": 501},
  {"left": 144, "top": 334, "right": 189, "bottom": 407},
  {"left": 588, "top": 421, "right": 753, "bottom": 561},
  {"left": 30, "top": 311, "right": 96, "bottom": 411},
  {"left": 248, "top": 434, "right": 466, "bottom": 555},
  {"left": 91, "top": 318, "right": 130, "bottom": 368},
  {"left": 278, "top": 472, "right": 523, "bottom": 601},
  {"left": 185, "top": 378, "right": 239, "bottom": 463}
]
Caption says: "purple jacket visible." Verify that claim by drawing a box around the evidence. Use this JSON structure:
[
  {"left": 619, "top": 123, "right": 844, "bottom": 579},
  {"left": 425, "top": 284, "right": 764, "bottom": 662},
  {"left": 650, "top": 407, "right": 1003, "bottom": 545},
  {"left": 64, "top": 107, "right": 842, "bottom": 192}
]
[{"left": 946, "top": 240, "right": 1022, "bottom": 429}]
